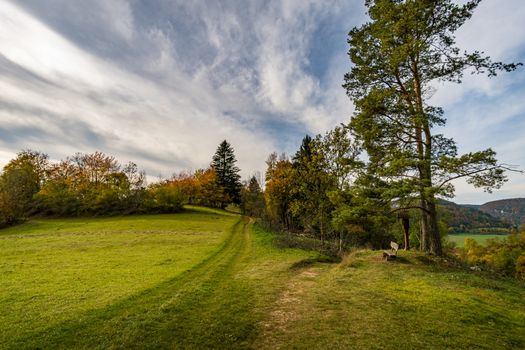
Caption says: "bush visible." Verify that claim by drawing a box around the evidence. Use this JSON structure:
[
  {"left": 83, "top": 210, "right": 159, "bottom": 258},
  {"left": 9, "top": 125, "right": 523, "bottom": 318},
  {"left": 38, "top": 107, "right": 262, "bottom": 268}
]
[
  {"left": 146, "top": 184, "right": 184, "bottom": 213},
  {"left": 460, "top": 232, "right": 525, "bottom": 280}
]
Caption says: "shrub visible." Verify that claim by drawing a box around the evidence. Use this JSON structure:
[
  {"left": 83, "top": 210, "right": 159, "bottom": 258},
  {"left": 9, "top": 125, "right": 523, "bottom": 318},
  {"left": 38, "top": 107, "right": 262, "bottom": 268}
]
[
  {"left": 460, "top": 232, "right": 525, "bottom": 280},
  {"left": 146, "top": 184, "right": 184, "bottom": 213}
]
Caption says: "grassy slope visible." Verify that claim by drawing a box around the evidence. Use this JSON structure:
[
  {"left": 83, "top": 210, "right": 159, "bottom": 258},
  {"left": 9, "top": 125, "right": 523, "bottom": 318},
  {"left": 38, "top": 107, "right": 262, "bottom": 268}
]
[
  {"left": 1, "top": 208, "right": 524, "bottom": 349},
  {"left": 0, "top": 208, "right": 318, "bottom": 349},
  {"left": 256, "top": 250, "right": 525, "bottom": 349},
  {"left": 0, "top": 208, "right": 239, "bottom": 347}
]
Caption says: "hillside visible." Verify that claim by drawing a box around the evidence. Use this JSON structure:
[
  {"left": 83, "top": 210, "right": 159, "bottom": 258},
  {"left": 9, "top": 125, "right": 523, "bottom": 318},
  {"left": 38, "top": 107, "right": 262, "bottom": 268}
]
[
  {"left": 438, "top": 200, "right": 509, "bottom": 233},
  {"left": 1, "top": 208, "right": 524, "bottom": 349},
  {"left": 480, "top": 198, "right": 525, "bottom": 226}
]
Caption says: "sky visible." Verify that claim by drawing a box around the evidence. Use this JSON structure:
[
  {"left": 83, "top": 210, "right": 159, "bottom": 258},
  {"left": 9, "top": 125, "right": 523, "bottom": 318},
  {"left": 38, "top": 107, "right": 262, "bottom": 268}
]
[{"left": 0, "top": 0, "right": 523, "bottom": 204}]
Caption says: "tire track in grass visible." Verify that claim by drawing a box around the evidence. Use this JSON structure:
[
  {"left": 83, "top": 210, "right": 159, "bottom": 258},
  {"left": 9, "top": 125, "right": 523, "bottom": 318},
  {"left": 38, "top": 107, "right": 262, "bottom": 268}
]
[{"left": 12, "top": 217, "right": 254, "bottom": 349}]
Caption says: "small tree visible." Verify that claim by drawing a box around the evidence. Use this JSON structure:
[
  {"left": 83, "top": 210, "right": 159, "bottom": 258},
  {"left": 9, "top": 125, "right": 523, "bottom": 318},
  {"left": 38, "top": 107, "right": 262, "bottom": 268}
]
[
  {"left": 290, "top": 135, "right": 336, "bottom": 243},
  {"left": 240, "top": 176, "right": 265, "bottom": 217},
  {"left": 211, "top": 140, "right": 242, "bottom": 206},
  {"left": 264, "top": 153, "right": 295, "bottom": 230},
  {"left": 0, "top": 150, "right": 48, "bottom": 221}
]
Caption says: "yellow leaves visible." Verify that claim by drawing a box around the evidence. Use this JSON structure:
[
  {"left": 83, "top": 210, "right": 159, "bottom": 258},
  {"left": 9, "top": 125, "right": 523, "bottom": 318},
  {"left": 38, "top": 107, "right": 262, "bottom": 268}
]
[
  {"left": 462, "top": 233, "right": 525, "bottom": 280},
  {"left": 515, "top": 255, "right": 525, "bottom": 281}
]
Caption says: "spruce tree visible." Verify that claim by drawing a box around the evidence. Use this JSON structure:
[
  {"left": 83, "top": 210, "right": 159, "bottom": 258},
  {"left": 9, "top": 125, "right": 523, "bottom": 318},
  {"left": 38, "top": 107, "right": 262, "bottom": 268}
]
[
  {"left": 240, "top": 176, "right": 265, "bottom": 217},
  {"left": 211, "top": 140, "right": 242, "bottom": 205}
]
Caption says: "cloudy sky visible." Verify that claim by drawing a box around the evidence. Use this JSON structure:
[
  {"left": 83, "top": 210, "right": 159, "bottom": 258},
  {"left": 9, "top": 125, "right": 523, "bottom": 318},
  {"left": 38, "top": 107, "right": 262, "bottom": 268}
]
[{"left": 0, "top": 0, "right": 523, "bottom": 204}]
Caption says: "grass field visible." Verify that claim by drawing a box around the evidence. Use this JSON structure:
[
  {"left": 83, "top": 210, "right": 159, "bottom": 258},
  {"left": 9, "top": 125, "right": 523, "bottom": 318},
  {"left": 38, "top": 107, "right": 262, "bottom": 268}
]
[
  {"left": 447, "top": 233, "right": 508, "bottom": 247},
  {"left": 0, "top": 207, "right": 240, "bottom": 347},
  {"left": 1, "top": 207, "right": 524, "bottom": 349}
]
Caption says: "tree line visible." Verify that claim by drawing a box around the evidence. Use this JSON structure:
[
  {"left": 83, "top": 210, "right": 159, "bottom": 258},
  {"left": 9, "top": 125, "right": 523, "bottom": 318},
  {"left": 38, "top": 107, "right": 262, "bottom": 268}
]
[
  {"left": 246, "top": 0, "right": 522, "bottom": 257},
  {"left": 0, "top": 140, "right": 243, "bottom": 227}
]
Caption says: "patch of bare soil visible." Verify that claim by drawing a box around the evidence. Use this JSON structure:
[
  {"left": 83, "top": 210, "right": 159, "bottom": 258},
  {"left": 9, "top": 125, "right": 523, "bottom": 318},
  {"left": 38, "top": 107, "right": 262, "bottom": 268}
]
[{"left": 254, "top": 266, "right": 320, "bottom": 348}]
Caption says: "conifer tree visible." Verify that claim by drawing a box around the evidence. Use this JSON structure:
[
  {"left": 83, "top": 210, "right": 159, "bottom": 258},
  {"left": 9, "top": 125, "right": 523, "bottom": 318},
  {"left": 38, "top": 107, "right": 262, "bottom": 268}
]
[
  {"left": 240, "top": 176, "right": 265, "bottom": 217},
  {"left": 291, "top": 135, "right": 336, "bottom": 242},
  {"left": 211, "top": 140, "right": 242, "bottom": 205},
  {"left": 344, "top": 0, "right": 521, "bottom": 255}
]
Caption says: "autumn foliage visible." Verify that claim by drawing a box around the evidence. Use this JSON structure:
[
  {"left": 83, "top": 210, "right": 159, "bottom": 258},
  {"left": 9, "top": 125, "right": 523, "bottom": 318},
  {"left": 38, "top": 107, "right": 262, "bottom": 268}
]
[
  {"left": 0, "top": 149, "right": 235, "bottom": 227},
  {"left": 461, "top": 232, "right": 525, "bottom": 280}
]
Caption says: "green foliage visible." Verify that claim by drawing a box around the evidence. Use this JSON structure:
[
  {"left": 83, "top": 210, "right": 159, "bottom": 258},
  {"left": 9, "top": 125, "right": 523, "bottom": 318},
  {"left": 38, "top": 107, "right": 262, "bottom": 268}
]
[
  {"left": 0, "top": 146, "right": 240, "bottom": 221},
  {"left": 240, "top": 176, "right": 265, "bottom": 217},
  {"left": 319, "top": 125, "right": 363, "bottom": 190},
  {"left": 211, "top": 140, "right": 242, "bottom": 205},
  {"left": 145, "top": 182, "right": 184, "bottom": 213},
  {"left": 461, "top": 232, "right": 525, "bottom": 280},
  {"left": 33, "top": 152, "right": 152, "bottom": 216},
  {"left": 0, "top": 150, "right": 48, "bottom": 225},
  {"left": 0, "top": 150, "right": 187, "bottom": 221},
  {"left": 262, "top": 134, "right": 350, "bottom": 241},
  {"left": 289, "top": 135, "right": 336, "bottom": 240},
  {"left": 344, "top": 0, "right": 521, "bottom": 255},
  {"left": 262, "top": 129, "right": 369, "bottom": 251},
  {"left": 330, "top": 173, "right": 395, "bottom": 249}
]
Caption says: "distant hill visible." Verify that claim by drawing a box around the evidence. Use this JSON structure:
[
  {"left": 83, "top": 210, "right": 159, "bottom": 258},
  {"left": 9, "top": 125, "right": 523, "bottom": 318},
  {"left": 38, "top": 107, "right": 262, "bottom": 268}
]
[
  {"left": 460, "top": 204, "right": 481, "bottom": 210},
  {"left": 437, "top": 200, "right": 509, "bottom": 233},
  {"left": 479, "top": 198, "right": 525, "bottom": 226}
]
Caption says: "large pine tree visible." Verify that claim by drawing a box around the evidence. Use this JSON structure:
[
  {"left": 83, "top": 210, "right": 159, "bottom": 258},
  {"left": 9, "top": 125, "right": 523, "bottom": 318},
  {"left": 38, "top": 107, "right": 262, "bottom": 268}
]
[
  {"left": 211, "top": 140, "right": 242, "bottom": 205},
  {"left": 344, "top": 0, "right": 521, "bottom": 255}
]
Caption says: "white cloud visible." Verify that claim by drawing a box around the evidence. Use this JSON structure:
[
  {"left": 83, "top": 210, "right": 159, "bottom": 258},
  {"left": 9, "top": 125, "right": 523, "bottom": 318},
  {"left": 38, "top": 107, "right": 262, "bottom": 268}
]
[
  {"left": 0, "top": 0, "right": 522, "bottom": 205},
  {"left": 0, "top": 1, "right": 275, "bottom": 178},
  {"left": 99, "top": 0, "right": 135, "bottom": 42}
]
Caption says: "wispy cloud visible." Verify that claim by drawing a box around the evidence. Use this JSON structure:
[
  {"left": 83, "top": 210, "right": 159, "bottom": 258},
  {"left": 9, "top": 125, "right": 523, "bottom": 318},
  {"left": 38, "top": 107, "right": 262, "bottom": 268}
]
[
  {"left": 0, "top": 0, "right": 523, "bottom": 203},
  {"left": 1, "top": 0, "right": 364, "bottom": 178}
]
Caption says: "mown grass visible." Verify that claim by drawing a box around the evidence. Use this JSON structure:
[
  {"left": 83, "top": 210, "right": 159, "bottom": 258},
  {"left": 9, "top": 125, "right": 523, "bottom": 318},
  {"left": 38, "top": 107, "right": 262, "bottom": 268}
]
[
  {"left": 0, "top": 208, "right": 239, "bottom": 347},
  {"left": 447, "top": 233, "right": 508, "bottom": 247},
  {"left": 256, "top": 250, "right": 525, "bottom": 349},
  {"left": 1, "top": 209, "right": 524, "bottom": 349},
  {"left": 0, "top": 209, "right": 319, "bottom": 349}
]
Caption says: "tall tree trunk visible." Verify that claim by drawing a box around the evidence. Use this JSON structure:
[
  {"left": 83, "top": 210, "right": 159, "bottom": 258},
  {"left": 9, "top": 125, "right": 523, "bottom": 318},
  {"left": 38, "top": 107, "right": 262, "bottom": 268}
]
[
  {"left": 412, "top": 61, "right": 441, "bottom": 255},
  {"left": 320, "top": 208, "right": 324, "bottom": 246},
  {"left": 426, "top": 198, "right": 443, "bottom": 256},
  {"left": 420, "top": 198, "right": 430, "bottom": 252},
  {"left": 401, "top": 216, "right": 410, "bottom": 250}
]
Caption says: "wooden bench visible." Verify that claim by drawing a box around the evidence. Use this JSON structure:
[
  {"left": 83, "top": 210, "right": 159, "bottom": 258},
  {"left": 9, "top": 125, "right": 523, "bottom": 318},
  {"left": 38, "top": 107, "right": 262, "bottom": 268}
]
[{"left": 382, "top": 241, "right": 399, "bottom": 261}]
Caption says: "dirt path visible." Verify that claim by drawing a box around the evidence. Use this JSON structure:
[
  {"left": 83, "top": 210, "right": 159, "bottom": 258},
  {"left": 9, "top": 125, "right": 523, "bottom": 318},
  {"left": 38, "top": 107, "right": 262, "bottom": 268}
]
[{"left": 253, "top": 264, "right": 324, "bottom": 349}]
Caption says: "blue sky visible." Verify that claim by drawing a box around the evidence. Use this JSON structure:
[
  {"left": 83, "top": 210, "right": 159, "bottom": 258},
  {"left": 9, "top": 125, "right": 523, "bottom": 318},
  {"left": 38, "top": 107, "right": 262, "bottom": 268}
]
[{"left": 0, "top": 0, "right": 523, "bottom": 204}]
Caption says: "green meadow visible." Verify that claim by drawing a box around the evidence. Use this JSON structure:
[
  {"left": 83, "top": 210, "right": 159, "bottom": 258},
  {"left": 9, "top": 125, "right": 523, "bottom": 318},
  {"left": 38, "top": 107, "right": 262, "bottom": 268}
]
[
  {"left": 447, "top": 233, "right": 508, "bottom": 247},
  {"left": 1, "top": 207, "right": 524, "bottom": 349}
]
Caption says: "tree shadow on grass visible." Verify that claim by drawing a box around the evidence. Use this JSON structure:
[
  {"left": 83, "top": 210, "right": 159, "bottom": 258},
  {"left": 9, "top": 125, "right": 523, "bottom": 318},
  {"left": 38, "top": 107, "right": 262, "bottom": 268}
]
[
  {"left": 10, "top": 220, "right": 251, "bottom": 349},
  {"left": 415, "top": 255, "right": 434, "bottom": 265},
  {"left": 391, "top": 256, "right": 411, "bottom": 264},
  {"left": 289, "top": 255, "right": 339, "bottom": 271}
]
